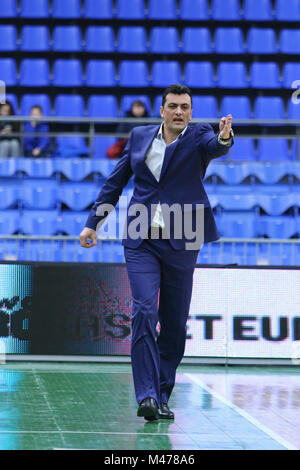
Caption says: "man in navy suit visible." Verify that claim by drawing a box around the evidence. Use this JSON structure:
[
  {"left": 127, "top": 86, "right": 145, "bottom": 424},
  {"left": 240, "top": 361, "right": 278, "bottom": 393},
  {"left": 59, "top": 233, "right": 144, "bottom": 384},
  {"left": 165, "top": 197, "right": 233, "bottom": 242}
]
[{"left": 80, "top": 84, "right": 233, "bottom": 421}]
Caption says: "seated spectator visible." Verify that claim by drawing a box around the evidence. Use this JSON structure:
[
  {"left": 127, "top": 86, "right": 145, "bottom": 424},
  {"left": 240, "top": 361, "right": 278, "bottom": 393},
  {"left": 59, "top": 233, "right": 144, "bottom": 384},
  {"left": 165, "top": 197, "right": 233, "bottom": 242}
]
[
  {"left": 106, "top": 100, "right": 149, "bottom": 159},
  {"left": 24, "top": 105, "right": 51, "bottom": 158},
  {"left": 0, "top": 101, "right": 21, "bottom": 158}
]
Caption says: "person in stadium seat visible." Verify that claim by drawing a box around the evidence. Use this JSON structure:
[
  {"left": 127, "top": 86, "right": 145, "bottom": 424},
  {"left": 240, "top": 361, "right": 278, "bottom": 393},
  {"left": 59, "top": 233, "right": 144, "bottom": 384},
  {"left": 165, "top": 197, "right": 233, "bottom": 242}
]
[
  {"left": 80, "top": 84, "right": 233, "bottom": 421},
  {"left": 24, "top": 105, "right": 51, "bottom": 158},
  {"left": 106, "top": 100, "right": 149, "bottom": 159},
  {"left": 0, "top": 101, "right": 21, "bottom": 158}
]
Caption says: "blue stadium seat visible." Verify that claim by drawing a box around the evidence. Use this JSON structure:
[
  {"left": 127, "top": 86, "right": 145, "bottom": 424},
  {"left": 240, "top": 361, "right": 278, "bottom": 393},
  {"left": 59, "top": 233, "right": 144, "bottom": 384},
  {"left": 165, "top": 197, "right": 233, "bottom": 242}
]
[
  {"left": 150, "top": 27, "right": 179, "bottom": 54},
  {"left": 180, "top": 0, "right": 209, "bottom": 20},
  {"left": 121, "top": 95, "right": 151, "bottom": 116},
  {"left": 257, "top": 139, "right": 289, "bottom": 161},
  {"left": 219, "top": 212, "right": 257, "bottom": 238},
  {"left": 20, "top": 210, "right": 59, "bottom": 235},
  {"left": 290, "top": 141, "right": 300, "bottom": 161},
  {"left": 257, "top": 192, "right": 296, "bottom": 215},
  {"left": 0, "top": 184, "right": 19, "bottom": 209},
  {"left": 211, "top": 164, "right": 253, "bottom": 184},
  {"left": 59, "top": 183, "right": 98, "bottom": 211},
  {"left": 18, "top": 158, "right": 54, "bottom": 178},
  {"left": 86, "top": 60, "right": 116, "bottom": 87},
  {"left": 256, "top": 161, "right": 297, "bottom": 183},
  {"left": 247, "top": 28, "right": 277, "bottom": 54},
  {"left": 228, "top": 138, "right": 256, "bottom": 161},
  {"left": 243, "top": 0, "right": 272, "bottom": 20},
  {"left": 93, "top": 137, "right": 118, "bottom": 159},
  {"left": 0, "top": 26, "right": 17, "bottom": 51},
  {"left": 116, "top": 0, "right": 145, "bottom": 18},
  {"left": 21, "top": 94, "right": 51, "bottom": 116},
  {"left": 152, "top": 95, "right": 163, "bottom": 117},
  {"left": 287, "top": 98, "right": 300, "bottom": 120},
  {"left": 54, "top": 95, "right": 84, "bottom": 117},
  {"left": 0, "top": 59, "right": 16, "bottom": 86},
  {"left": 118, "top": 27, "right": 147, "bottom": 53},
  {"left": 84, "top": 0, "right": 113, "bottom": 19},
  {"left": 214, "top": 28, "right": 244, "bottom": 54},
  {"left": 119, "top": 61, "right": 149, "bottom": 87},
  {"left": 217, "top": 193, "right": 256, "bottom": 211},
  {"left": 182, "top": 28, "right": 212, "bottom": 54},
  {"left": 0, "top": 158, "right": 18, "bottom": 177},
  {"left": 250, "top": 62, "right": 281, "bottom": 89},
  {"left": 211, "top": 0, "right": 241, "bottom": 20},
  {"left": 220, "top": 96, "right": 251, "bottom": 119},
  {"left": 254, "top": 97, "right": 285, "bottom": 119},
  {"left": 53, "top": 26, "right": 82, "bottom": 52},
  {"left": 85, "top": 26, "right": 114, "bottom": 53},
  {"left": 283, "top": 63, "right": 300, "bottom": 89},
  {"left": 19, "top": 59, "right": 50, "bottom": 86},
  {"left": 55, "top": 159, "right": 92, "bottom": 181},
  {"left": 275, "top": 0, "right": 300, "bottom": 21},
  {"left": 52, "top": 0, "right": 81, "bottom": 18},
  {"left": 279, "top": 29, "right": 300, "bottom": 54},
  {"left": 0, "top": 210, "right": 20, "bottom": 234},
  {"left": 191, "top": 96, "right": 218, "bottom": 118},
  {"left": 184, "top": 62, "right": 214, "bottom": 88},
  {"left": 0, "top": 0, "right": 17, "bottom": 17},
  {"left": 258, "top": 216, "right": 297, "bottom": 239},
  {"left": 148, "top": 0, "right": 177, "bottom": 19},
  {"left": 59, "top": 211, "right": 90, "bottom": 235},
  {"left": 56, "top": 137, "right": 89, "bottom": 158},
  {"left": 151, "top": 62, "right": 181, "bottom": 87},
  {"left": 22, "top": 180, "right": 57, "bottom": 209},
  {"left": 53, "top": 59, "right": 83, "bottom": 87},
  {"left": 87, "top": 95, "right": 118, "bottom": 117},
  {"left": 20, "top": 26, "right": 50, "bottom": 51},
  {"left": 20, "top": 0, "right": 49, "bottom": 17},
  {"left": 217, "top": 62, "right": 247, "bottom": 88}
]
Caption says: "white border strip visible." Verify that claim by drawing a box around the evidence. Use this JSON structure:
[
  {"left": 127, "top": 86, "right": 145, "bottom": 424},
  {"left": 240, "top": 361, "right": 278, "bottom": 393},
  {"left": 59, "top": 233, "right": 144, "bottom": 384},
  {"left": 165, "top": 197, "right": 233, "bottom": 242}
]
[{"left": 185, "top": 373, "right": 297, "bottom": 451}]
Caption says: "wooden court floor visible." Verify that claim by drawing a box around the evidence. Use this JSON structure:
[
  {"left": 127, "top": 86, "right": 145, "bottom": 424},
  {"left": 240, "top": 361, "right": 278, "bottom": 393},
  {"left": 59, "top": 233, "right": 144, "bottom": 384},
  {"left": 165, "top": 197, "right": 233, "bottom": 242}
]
[{"left": 0, "top": 362, "right": 299, "bottom": 450}]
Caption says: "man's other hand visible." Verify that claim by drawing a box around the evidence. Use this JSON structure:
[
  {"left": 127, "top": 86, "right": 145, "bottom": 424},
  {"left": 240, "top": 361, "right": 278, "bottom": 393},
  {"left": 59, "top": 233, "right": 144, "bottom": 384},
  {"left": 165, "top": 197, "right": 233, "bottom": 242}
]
[{"left": 80, "top": 227, "right": 98, "bottom": 248}]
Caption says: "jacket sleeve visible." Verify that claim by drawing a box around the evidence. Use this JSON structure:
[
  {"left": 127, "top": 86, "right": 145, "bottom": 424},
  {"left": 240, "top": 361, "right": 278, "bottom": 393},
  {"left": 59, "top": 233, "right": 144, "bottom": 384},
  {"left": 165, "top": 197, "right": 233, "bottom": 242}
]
[
  {"left": 195, "top": 123, "right": 233, "bottom": 163},
  {"left": 85, "top": 135, "right": 133, "bottom": 231}
]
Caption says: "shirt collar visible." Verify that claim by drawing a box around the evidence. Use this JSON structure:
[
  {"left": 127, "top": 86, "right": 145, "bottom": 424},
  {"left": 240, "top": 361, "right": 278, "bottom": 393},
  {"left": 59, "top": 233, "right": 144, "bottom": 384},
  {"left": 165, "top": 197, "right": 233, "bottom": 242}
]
[{"left": 157, "top": 123, "right": 188, "bottom": 142}]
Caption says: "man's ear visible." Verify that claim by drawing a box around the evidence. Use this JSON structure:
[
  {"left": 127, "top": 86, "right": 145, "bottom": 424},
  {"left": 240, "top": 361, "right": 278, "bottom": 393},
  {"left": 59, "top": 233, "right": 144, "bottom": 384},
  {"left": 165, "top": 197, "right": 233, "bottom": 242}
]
[{"left": 159, "top": 106, "right": 164, "bottom": 118}]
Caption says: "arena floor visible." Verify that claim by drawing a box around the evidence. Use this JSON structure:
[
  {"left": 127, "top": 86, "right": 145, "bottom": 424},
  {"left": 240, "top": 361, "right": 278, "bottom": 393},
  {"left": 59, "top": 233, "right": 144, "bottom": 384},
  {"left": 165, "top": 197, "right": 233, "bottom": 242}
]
[{"left": 0, "top": 362, "right": 299, "bottom": 450}]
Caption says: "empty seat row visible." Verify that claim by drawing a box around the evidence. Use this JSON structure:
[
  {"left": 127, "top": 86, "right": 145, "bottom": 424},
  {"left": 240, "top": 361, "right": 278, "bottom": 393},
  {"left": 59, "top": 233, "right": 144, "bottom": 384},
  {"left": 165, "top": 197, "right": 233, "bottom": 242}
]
[
  {"left": 5, "top": 93, "right": 300, "bottom": 121},
  {"left": 2, "top": 183, "right": 299, "bottom": 215},
  {"left": 0, "top": 208, "right": 299, "bottom": 239},
  {"left": 2, "top": 58, "right": 300, "bottom": 89},
  {"left": 2, "top": 26, "right": 300, "bottom": 55},
  {"left": 1, "top": 158, "right": 300, "bottom": 182},
  {"left": 2, "top": 0, "right": 300, "bottom": 22}
]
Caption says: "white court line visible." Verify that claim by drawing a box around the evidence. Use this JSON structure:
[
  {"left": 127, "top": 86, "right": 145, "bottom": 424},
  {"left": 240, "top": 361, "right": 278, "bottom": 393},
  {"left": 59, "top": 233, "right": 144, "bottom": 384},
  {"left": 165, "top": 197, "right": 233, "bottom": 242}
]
[{"left": 185, "top": 373, "right": 297, "bottom": 451}]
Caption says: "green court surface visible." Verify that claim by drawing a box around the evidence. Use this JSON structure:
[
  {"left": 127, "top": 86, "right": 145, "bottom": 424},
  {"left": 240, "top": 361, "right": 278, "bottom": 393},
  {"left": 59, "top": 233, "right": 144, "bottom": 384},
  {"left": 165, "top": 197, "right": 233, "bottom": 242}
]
[{"left": 0, "top": 362, "right": 299, "bottom": 450}]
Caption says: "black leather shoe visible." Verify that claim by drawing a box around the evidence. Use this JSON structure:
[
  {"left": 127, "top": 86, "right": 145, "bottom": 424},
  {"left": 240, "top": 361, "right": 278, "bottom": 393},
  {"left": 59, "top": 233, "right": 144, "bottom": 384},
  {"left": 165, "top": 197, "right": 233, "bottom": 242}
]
[
  {"left": 158, "top": 402, "right": 175, "bottom": 419},
  {"left": 137, "top": 398, "right": 159, "bottom": 421}
]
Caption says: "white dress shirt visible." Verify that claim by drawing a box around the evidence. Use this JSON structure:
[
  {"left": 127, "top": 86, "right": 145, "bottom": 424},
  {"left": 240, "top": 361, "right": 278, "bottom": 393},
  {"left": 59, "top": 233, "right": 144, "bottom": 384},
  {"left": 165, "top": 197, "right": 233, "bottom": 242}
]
[{"left": 145, "top": 123, "right": 187, "bottom": 228}]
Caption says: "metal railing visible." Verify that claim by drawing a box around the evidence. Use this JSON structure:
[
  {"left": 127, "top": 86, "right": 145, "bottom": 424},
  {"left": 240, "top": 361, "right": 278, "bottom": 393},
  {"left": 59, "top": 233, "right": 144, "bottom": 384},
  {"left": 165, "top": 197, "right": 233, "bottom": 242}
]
[{"left": 0, "top": 235, "right": 299, "bottom": 266}]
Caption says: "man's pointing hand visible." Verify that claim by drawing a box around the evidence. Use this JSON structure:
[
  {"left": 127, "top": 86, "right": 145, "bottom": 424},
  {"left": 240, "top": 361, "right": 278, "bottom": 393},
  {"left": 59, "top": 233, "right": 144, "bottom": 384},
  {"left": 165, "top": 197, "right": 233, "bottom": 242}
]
[{"left": 219, "top": 114, "right": 232, "bottom": 140}]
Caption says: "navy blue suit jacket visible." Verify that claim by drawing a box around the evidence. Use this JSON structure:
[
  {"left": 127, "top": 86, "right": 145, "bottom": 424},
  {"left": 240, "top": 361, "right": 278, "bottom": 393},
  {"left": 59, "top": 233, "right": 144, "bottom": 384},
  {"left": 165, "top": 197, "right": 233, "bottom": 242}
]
[{"left": 85, "top": 123, "right": 232, "bottom": 249}]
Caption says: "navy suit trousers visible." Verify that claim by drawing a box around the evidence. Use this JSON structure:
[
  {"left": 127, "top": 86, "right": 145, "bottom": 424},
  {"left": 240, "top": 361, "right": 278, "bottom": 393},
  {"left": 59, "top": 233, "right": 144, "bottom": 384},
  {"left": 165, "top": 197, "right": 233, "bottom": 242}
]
[{"left": 124, "top": 236, "right": 199, "bottom": 406}]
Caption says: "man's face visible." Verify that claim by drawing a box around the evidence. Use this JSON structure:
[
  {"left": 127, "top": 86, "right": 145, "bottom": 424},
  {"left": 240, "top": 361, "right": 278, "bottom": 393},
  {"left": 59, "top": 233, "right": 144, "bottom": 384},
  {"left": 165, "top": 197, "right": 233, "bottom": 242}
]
[{"left": 160, "top": 93, "right": 192, "bottom": 134}]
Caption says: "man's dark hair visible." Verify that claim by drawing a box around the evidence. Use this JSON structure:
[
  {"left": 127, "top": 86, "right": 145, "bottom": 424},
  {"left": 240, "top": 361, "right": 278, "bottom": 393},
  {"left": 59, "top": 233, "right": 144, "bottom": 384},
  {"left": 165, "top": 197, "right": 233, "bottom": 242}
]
[{"left": 162, "top": 84, "right": 192, "bottom": 107}]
